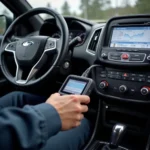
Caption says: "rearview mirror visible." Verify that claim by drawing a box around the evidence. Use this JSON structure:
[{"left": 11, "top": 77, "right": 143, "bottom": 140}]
[{"left": 0, "top": 15, "right": 12, "bottom": 35}]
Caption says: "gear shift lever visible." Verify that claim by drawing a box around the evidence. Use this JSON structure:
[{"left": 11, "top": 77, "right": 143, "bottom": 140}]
[{"left": 109, "top": 124, "right": 126, "bottom": 149}]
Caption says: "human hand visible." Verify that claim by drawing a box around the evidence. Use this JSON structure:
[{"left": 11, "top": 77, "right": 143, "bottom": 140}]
[{"left": 46, "top": 93, "right": 90, "bottom": 130}]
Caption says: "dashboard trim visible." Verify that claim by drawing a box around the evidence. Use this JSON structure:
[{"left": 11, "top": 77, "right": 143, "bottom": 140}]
[
  {"left": 86, "top": 27, "right": 103, "bottom": 56},
  {"left": 108, "top": 52, "right": 146, "bottom": 63},
  {"left": 96, "top": 88, "right": 150, "bottom": 103},
  {"left": 95, "top": 84, "right": 150, "bottom": 103}
]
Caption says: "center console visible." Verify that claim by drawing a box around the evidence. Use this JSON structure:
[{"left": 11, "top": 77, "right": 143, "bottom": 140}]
[
  {"left": 87, "top": 15, "right": 150, "bottom": 150},
  {"left": 96, "top": 15, "right": 150, "bottom": 102}
]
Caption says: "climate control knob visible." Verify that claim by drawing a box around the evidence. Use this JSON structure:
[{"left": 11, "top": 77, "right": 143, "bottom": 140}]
[
  {"left": 99, "top": 81, "right": 108, "bottom": 89},
  {"left": 141, "top": 87, "right": 150, "bottom": 96},
  {"left": 119, "top": 85, "right": 128, "bottom": 93}
]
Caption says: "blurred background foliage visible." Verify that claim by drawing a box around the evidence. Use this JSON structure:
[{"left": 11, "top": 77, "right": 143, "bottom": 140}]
[{"left": 45, "top": 0, "right": 150, "bottom": 22}]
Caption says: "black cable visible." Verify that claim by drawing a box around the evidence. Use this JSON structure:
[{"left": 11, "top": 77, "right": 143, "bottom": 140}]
[{"left": 81, "top": 64, "right": 101, "bottom": 77}]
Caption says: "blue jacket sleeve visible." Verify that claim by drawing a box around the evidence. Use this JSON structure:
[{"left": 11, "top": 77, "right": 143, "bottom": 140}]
[{"left": 0, "top": 103, "right": 61, "bottom": 150}]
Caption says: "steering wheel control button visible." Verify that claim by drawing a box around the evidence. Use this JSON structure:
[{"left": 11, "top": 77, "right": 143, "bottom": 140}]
[
  {"left": 5, "top": 42, "right": 16, "bottom": 51},
  {"left": 119, "top": 85, "right": 128, "bottom": 93},
  {"left": 121, "top": 53, "right": 129, "bottom": 60},
  {"left": 49, "top": 41, "right": 55, "bottom": 48},
  {"left": 45, "top": 39, "right": 56, "bottom": 50},
  {"left": 99, "top": 81, "right": 108, "bottom": 89},
  {"left": 141, "top": 87, "right": 150, "bottom": 96},
  {"left": 101, "top": 53, "right": 108, "bottom": 59}
]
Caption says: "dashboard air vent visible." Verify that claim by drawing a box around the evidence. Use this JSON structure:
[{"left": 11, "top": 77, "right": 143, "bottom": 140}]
[{"left": 87, "top": 28, "right": 101, "bottom": 54}]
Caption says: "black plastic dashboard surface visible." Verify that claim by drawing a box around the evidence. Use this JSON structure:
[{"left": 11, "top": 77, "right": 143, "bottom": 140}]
[
  {"left": 96, "top": 15, "right": 150, "bottom": 67},
  {"left": 93, "top": 15, "right": 150, "bottom": 103}
]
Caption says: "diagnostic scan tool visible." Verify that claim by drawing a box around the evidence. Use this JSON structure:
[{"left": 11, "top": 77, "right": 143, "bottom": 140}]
[{"left": 59, "top": 75, "right": 95, "bottom": 95}]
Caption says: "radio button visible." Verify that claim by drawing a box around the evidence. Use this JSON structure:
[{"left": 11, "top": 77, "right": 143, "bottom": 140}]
[
  {"left": 108, "top": 71, "right": 115, "bottom": 75},
  {"left": 130, "top": 74, "right": 137, "bottom": 77},
  {"left": 122, "top": 73, "right": 129, "bottom": 77},
  {"left": 109, "top": 56, "right": 121, "bottom": 60},
  {"left": 122, "top": 77, "right": 129, "bottom": 80},
  {"left": 109, "top": 52, "right": 121, "bottom": 60},
  {"left": 110, "top": 53, "right": 121, "bottom": 57},
  {"left": 121, "top": 53, "right": 129, "bottom": 60},
  {"left": 131, "top": 54, "right": 141, "bottom": 57},
  {"left": 129, "top": 77, "right": 137, "bottom": 81},
  {"left": 116, "top": 72, "right": 121, "bottom": 75},
  {"left": 100, "top": 74, "right": 107, "bottom": 78},
  {"left": 139, "top": 74, "right": 145, "bottom": 78},
  {"left": 129, "top": 54, "right": 145, "bottom": 61},
  {"left": 137, "top": 78, "right": 145, "bottom": 82},
  {"left": 115, "top": 75, "right": 122, "bottom": 80},
  {"left": 108, "top": 74, "right": 116, "bottom": 79},
  {"left": 130, "top": 88, "right": 136, "bottom": 94}
]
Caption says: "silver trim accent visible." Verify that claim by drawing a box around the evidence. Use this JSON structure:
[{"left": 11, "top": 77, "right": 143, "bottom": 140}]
[
  {"left": 114, "top": 124, "right": 126, "bottom": 132},
  {"left": 147, "top": 55, "right": 150, "bottom": 61},
  {"left": 86, "top": 27, "right": 102, "bottom": 56},
  {"left": 44, "top": 38, "right": 57, "bottom": 52},
  {"left": 141, "top": 87, "right": 149, "bottom": 95},
  {"left": 5, "top": 42, "right": 16, "bottom": 52},
  {"left": 108, "top": 52, "right": 146, "bottom": 63},
  {"left": 97, "top": 141, "right": 129, "bottom": 150},
  {"left": 119, "top": 85, "right": 127, "bottom": 93},
  {"left": 4, "top": 38, "right": 57, "bottom": 85}
]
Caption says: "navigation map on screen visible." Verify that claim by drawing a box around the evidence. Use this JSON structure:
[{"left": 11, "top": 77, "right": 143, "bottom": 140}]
[{"left": 110, "top": 26, "right": 150, "bottom": 48}]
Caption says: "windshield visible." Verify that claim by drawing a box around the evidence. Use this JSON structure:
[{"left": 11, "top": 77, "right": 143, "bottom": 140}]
[{"left": 27, "top": 0, "right": 149, "bottom": 22}]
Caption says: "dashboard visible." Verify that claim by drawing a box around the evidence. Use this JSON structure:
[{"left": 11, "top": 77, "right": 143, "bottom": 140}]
[
  {"left": 37, "top": 16, "right": 150, "bottom": 103},
  {"left": 39, "top": 18, "right": 89, "bottom": 46},
  {"left": 18, "top": 15, "right": 150, "bottom": 103},
  {"left": 16, "top": 15, "right": 150, "bottom": 104}
]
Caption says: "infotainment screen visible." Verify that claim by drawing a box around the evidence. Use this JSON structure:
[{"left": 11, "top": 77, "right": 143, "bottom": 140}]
[{"left": 110, "top": 26, "right": 150, "bottom": 48}]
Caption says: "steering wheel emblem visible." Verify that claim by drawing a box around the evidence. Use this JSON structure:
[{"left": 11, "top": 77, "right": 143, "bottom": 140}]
[{"left": 23, "top": 41, "right": 34, "bottom": 47}]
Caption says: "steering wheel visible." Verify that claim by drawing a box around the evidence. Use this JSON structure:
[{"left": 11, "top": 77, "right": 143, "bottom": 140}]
[{"left": 0, "top": 8, "right": 69, "bottom": 86}]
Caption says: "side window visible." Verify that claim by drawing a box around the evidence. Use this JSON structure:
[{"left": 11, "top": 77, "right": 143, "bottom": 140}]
[{"left": 0, "top": 2, "right": 13, "bottom": 35}]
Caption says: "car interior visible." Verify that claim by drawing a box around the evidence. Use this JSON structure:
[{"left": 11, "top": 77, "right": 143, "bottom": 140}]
[{"left": 0, "top": 0, "right": 150, "bottom": 150}]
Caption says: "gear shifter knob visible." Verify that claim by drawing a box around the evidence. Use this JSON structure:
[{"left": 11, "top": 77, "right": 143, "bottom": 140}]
[{"left": 109, "top": 124, "right": 126, "bottom": 148}]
